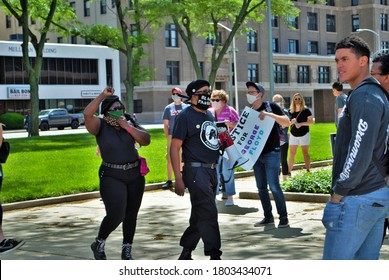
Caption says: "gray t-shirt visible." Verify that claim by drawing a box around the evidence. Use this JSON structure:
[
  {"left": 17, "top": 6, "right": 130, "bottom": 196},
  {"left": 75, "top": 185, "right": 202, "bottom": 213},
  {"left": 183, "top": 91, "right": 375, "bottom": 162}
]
[
  {"left": 334, "top": 93, "right": 347, "bottom": 127},
  {"left": 162, "top": 102, "right": 189, "bottom": 135}
]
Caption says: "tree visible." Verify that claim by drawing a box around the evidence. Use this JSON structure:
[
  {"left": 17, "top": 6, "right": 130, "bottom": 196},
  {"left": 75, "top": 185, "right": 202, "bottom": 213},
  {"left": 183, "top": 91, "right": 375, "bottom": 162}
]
[
  {"left": 0, "top": 0, "right": 76, "bottom": 136},
  {"left": 152, "top": 0, "right": 323, "bottom": 88},
  {"left": 66, "top": 0, "right": 161, "bottom": 114}
]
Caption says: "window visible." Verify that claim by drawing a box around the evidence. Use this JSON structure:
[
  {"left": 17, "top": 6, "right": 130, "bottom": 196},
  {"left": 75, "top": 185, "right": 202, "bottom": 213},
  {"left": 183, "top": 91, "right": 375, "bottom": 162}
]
[
  {"left": 166, "top": 61, "right": 180, "bottom": 85},
  {"left": 31, "top": 17, "right": 36, "bottom": 25},
  {"left": 382, "top": 41, "right": 389, "bottom": 54},
  {"left": 381, "top": 0, "right": 388, "bottom": 5},
  {"left": 247, "top": 31, "right": 258, "bottom": 52},
  {"left": 297, "top": 65, "right": 310, "bottom": 83},
  {"left": 272, "top": 38, "right": 279, "bottom": 53},
  {"left": 111, "top": 0, "right": 115, "bottom": 8},
  {"left": 307, "top": 12, "right": 318, "bottom": 31},
  {"left": 198, "top": 61, "right": 204, "bottom": 78},
  {"left": 106, "top": 59, "right": 113, "bottom": 86},
  {"left": 165, "top": 24, "right": 179, "bottom": 47},
  {"left": 71, "top": 35, "right": 77, "bottom": 44},
  {"left": 381, "top": 14, "right": 388, "bottom": 31},
  {"left": 0, "top": 56, "right": 99, "bottom": 85},
  {"left": 326, "top": 15, "right": 336, "bottom": 32},
  {"left": 327, "top": 42, "right": 336, "bottom": 55},
  {"left": 248, "top": 64, "right": 259, "bottom": 83},
  {"left": 352, "top": 14, "right": 359, "bottom": 32},
  {"left": 129, "top": 0, "right": 134, "bottom": 9},
  {"left": 287, "top": 16, "right": 299, "bottom": 29},
  {"left": 274, "top": 64, "right": 288, "bottom": 83},
  {"left": 288, "top": 39, "right": 299, "bottom": 54},
  {"left": 318, "top": 66, "right": 330, "bottom": 84},
  {"left": 308, "top": 41, "right": 318, "bottom": 54},
  {"left": 6, "top": 15, "right": 11, "bottom": 28},
  {"left": 70, "top": 1, "right": 76, "bottom": 12},
  {"left": 351, "top": 0, "right": 358, "bottom": 6},
  {"left": 327, "top": 0, "right": 335, "bottom": 6},
  {"left": 84, "top": 0, "right": 90, "bottom": 17},
  {"left": 57, "top": 37, "right": 63, "bottom": 43},
  {"left": 101, "top": 0, "right": 107, "bottom": 14},
  {"left": 272, "top": 16, "right": 279, "bottom": 28},
  {"left": 130, "top": 24, "right": 138, "bottom": 37},
  {"left": 206, "top": 32, "right": 221, "bottom": 46}
]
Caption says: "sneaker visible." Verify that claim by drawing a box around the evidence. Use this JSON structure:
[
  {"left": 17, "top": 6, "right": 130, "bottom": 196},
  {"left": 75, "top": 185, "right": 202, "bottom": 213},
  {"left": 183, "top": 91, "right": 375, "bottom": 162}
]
[
  {"left": 91, "top": 238, "right": 106, "bottom": 260},
  {"left": 225, "top": 199, "right": 234, "bottom": 207},
  {"left": 162, "top": 180, "right": 173, "bottom": 190},
  {"left": 0, "top": 239, "right": 25, "bottom": 254},
  {"left": 121, "top": 243, "right": 133, "bottom": 260},
  {"left": 254, "top": 217, "right": 274, "bottom": 227},
  {"left": 278, "top": 218, "right": 289, "bottom": 228}
]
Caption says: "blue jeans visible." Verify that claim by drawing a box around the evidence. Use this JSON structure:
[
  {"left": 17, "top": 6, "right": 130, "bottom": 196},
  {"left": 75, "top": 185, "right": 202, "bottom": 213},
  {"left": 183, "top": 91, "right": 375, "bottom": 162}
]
[
  {"left": 322, "top": 186, "right": 389, "bottom": 260},
  {"left": 216, "top": 156, "right": 236, "bottom": 196},
  {"left": 253, "top": 151, "right": 287, "bottom": 220}
]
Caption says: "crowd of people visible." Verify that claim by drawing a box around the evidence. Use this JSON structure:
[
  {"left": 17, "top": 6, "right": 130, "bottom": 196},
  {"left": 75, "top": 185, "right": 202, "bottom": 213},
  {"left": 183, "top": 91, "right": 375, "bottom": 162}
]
[{"left": 1, "top": 35, "right": 389, "bottom": 260}]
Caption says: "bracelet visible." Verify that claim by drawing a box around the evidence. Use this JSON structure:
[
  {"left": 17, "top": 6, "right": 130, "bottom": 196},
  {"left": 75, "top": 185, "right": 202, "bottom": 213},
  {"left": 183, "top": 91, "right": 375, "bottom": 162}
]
[{"left": 127, "top": 126, "right": 133, "bottom": 134}]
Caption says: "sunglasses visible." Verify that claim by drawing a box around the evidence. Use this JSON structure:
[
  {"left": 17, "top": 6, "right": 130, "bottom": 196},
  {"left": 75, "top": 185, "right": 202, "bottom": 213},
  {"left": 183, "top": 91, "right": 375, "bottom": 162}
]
[
  {"left": 211, "top": 99, "right": 220, "bottom": 102},
  {"left": 172, "top": 92, "right": 180, "bottom": 95},
  {"left": 294, "top": 97, "right": 302, "bottom": 101},
  {"left": 110, "top": 106, "right": 124, "bottom": 111},
  {"left": 194, "top": 89, "right": 211, "bottom": 96}
]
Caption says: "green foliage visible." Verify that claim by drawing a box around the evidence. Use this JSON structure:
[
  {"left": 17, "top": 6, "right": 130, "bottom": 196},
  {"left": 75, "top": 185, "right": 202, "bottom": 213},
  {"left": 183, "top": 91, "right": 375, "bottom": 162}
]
[
  {"left": 281, "top": 168, "right": 332, "bottom": 194},
  {"left": 0, "top": 113, "right": 25, "bottom": 129}
]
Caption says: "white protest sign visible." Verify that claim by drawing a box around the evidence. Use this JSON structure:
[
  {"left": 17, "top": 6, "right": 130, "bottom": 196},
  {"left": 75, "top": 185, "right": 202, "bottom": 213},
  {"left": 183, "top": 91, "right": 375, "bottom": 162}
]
[{"left": 229, "top": 106, "right": 275, "bottom": 170}]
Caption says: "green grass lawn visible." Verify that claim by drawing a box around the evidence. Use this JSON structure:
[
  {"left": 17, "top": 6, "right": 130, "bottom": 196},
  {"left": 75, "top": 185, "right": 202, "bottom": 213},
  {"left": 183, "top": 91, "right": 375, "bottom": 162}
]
[{"left": 0, "top": 123, "right": 336, "bottom": 203}]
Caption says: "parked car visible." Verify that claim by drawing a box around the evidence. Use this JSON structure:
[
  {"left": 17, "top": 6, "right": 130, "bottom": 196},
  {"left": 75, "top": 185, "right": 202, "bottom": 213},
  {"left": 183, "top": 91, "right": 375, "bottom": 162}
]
[{"left": 39, "top": 108, "right": 84, "bottom": 131}]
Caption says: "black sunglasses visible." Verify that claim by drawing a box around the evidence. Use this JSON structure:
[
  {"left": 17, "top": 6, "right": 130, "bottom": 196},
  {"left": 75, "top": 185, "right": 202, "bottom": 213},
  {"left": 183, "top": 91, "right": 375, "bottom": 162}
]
[
  {"left": 294, "top": 97, "right": 302, "bottom": 101},
  {"left": 211, "top": 99, "right": 220, "bottom": 102},
  {"left": 194, "top": 89, "right": 211, "bottom": 96}
]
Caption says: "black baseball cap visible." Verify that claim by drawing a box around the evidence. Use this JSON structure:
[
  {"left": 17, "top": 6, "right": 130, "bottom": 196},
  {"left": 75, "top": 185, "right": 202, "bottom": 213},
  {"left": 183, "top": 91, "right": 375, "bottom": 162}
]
[{"left": 246, "top": 82, "right": 265, "bottom": 95}]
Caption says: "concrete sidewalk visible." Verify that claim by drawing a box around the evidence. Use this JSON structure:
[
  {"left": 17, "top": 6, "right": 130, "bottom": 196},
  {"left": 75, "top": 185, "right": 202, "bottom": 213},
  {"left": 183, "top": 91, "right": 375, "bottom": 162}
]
[{"left": 1, "top": 174, "right": 389, "bottom": 260}]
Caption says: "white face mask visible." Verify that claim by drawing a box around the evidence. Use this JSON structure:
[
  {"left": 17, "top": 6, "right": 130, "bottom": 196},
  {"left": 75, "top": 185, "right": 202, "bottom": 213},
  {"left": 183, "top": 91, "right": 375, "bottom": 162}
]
[
  {"left": 211, "top": 101, "right": 222, "bottom": 110},
  {"left": 172, "top": 95, "right": 181, "bottom": 102},
  {"left": 246, "top": 93, "right": 258, "bottom": 105},
  {"left": 275, "top": 102, "right": 282, "bottom": 107}
]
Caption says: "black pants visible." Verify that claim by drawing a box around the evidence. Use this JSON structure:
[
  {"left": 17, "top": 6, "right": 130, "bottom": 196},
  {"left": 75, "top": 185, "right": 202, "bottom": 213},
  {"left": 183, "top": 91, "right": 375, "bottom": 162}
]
[
  {"left": 180, "top": 166, "right": 222, "bottom": 258},
  {"left": 98, "top": 165, "right": 145, "bottom": 244},
  {"left": 280, "top": 143, "right": 289, "bottom": 176}
]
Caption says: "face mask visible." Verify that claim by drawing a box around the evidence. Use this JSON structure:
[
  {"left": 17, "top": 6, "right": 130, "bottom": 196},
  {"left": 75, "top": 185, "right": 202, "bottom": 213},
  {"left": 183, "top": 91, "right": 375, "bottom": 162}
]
[
  {"left": 194, "top": 93, "right": 211, "bottom": 110},
  {"left": 108, "top": 109, "right": 124, "bottom": 120},
  {"left": 211, "top": 101, "right": 222, "bottom": 111},
  {"left": 246, "top": 94, "right": 258, "bottom": 105},
  {"left": 172, "top": 95, "right": 181, "bottom": 102},
  {"left": 275, "top": 102, "right": 282, "bottom": 107}
]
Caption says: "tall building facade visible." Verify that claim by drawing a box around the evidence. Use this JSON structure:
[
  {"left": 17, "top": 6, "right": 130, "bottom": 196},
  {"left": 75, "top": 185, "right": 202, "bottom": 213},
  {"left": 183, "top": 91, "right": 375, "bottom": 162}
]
[{"left": 1, "top": 0, "right": 388, "bottom": 123}]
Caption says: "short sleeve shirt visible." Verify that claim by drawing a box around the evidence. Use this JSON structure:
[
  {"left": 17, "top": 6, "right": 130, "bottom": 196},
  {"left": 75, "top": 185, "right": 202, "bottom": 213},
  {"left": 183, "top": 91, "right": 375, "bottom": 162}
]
[
  {"left": 172, "top": 106, "right": 220, "bottom": 163},
  {"left": 289, "top": 108, "right": 312, "bottom": 137},
  {"left": 209, "top": 105, "right": 240, "bottom": 131},
  {"left": 162, "top": 103, "right": 189, "bottom": 135}
]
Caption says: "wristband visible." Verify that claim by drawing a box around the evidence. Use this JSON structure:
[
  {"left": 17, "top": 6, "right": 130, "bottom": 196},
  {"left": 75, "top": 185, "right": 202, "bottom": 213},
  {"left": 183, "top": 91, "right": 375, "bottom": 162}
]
[{"left": 127, "top": 126, "right": 133, "bottom": 134}]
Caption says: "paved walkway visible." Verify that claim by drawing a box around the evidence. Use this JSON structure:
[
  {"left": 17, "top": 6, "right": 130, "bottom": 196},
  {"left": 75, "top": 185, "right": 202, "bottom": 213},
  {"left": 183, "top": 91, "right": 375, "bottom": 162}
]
[{"left": 1, "top": 174, "right": 388, "bottom": 260}]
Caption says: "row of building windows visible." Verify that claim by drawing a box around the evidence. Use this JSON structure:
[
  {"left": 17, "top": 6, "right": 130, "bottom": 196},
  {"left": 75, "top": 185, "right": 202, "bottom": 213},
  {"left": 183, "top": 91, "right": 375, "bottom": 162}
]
[
  {"left": 165, "top": 61, "right": 331, "bottom": 85},
  {"left": 0, "top": 56, "right": 101, "bottom": 85}
]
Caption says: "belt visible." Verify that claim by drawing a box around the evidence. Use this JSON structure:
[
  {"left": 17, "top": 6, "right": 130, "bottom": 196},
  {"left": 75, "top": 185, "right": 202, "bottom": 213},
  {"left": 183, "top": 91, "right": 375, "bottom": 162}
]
[
  {"left": 185, "top": 162, "right": 218, "bottom": 169},
  {"left": 102, "top": 161, "right": 139, "bottom": 170}
]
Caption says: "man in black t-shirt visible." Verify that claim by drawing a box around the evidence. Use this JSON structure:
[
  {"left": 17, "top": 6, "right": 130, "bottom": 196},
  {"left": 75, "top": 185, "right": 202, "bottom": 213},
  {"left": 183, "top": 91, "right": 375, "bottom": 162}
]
[{"left": 170, "top": 79, "right": 222, "bottom": 260}]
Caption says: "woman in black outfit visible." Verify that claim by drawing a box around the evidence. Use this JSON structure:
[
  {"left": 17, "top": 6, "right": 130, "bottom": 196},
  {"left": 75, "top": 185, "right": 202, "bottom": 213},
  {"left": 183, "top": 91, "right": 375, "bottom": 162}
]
[{"left": 84, "top": 87, "right": 150, "bottom": 260}]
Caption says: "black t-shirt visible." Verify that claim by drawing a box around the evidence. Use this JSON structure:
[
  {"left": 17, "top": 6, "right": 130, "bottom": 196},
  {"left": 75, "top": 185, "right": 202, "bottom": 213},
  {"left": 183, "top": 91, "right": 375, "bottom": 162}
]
[
  {"left": 288, "top": 108, "right": 312, "bottom": 137},
  {"left": 255, "top": 102, "right": 284, "bottom": 155},
  {"left": 96, "top": 119, "right": 139, "bottom": 164},
  {"left": 172, "top": 106, "right": 220, "bottom": 163}
]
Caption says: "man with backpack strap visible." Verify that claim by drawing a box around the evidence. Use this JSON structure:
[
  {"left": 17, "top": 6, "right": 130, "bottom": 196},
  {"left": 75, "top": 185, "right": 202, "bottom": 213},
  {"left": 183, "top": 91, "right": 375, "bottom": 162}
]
[{"left": 322, "top": 36, "right": 389, "bottom": 260}]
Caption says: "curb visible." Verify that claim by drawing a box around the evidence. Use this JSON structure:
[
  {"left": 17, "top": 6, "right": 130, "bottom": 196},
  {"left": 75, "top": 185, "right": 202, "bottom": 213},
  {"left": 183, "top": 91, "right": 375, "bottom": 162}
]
[{"left": 3, "top": 160, "right": 333, "bottom": 211}]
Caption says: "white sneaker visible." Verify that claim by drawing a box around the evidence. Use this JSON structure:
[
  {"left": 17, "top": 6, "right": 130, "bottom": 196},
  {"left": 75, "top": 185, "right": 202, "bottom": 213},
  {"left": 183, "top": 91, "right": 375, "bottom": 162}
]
[{"left": 225, "top": 199, "right": 234, "bottom": 206}]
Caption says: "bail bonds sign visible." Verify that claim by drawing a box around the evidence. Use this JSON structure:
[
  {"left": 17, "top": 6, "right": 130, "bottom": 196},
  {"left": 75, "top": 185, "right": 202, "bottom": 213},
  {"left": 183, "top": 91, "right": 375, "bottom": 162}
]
[
  {"left": 229, "top": 106, "right": 275, "bottom": 170},
  {"left": 7, "top": 87, "right": 31, "bottom": 99}
]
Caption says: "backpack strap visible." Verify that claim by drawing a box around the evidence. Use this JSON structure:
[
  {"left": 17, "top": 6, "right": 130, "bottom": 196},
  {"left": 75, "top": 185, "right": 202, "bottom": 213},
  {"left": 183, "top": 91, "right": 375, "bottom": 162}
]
[{"left": 264, "top": 101, "right": 272, "bottom": 113}]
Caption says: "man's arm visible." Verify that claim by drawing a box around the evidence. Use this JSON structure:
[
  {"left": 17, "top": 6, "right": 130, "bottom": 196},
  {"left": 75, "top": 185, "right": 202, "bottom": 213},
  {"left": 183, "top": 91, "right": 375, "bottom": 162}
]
[{"left": 170, "top": 138, "right": 185, "bottom": 196}]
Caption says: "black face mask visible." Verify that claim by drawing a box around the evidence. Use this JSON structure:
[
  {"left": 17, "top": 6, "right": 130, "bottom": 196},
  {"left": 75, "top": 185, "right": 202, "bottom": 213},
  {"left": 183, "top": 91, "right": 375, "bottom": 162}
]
[{"left": 193, "top": 91, "right": 211, "bottom": 110}]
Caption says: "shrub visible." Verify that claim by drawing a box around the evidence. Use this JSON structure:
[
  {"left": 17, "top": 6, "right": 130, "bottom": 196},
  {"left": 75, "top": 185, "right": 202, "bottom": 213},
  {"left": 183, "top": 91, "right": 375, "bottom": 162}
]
[
  {"left": 281, "top": 168, "right": 332, "bottom": 194},
  {"left": 0, "top": 112, "right": 25, "bottom": 130}
]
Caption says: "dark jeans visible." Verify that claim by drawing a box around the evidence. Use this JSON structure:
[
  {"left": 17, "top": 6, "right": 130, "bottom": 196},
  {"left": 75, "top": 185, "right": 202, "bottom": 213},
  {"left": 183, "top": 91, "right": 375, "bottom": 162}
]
[
  {"left": 180, "top": 166, "right": 222, "bottom": 258},
  {"left": 98, "top": 165, "right": 145, "bottom": 244},
  {"left": 280, "top": 143, "right": 289, "bottom": 176}
]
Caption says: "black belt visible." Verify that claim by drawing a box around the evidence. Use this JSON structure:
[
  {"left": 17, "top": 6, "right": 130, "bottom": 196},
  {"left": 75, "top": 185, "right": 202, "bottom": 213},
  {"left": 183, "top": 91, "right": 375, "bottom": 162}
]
[
  {"left": 185, "top": 162, "right": 218, "bottom": 169},
  {"left": 102, "top": 161, "right": 139, "bottom": 170}
]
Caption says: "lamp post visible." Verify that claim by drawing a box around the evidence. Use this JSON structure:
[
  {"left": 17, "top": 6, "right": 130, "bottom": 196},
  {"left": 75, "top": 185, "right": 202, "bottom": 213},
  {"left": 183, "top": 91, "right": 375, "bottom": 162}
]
[
  {"left": 216, "top": 23, "right": 239, "bottom": 113},
  {"left": 356, "top": 28, "right": 381, "bottom": 55},
  {"left": 266, "top": 0, "right": 274, "bottom": 100}
]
